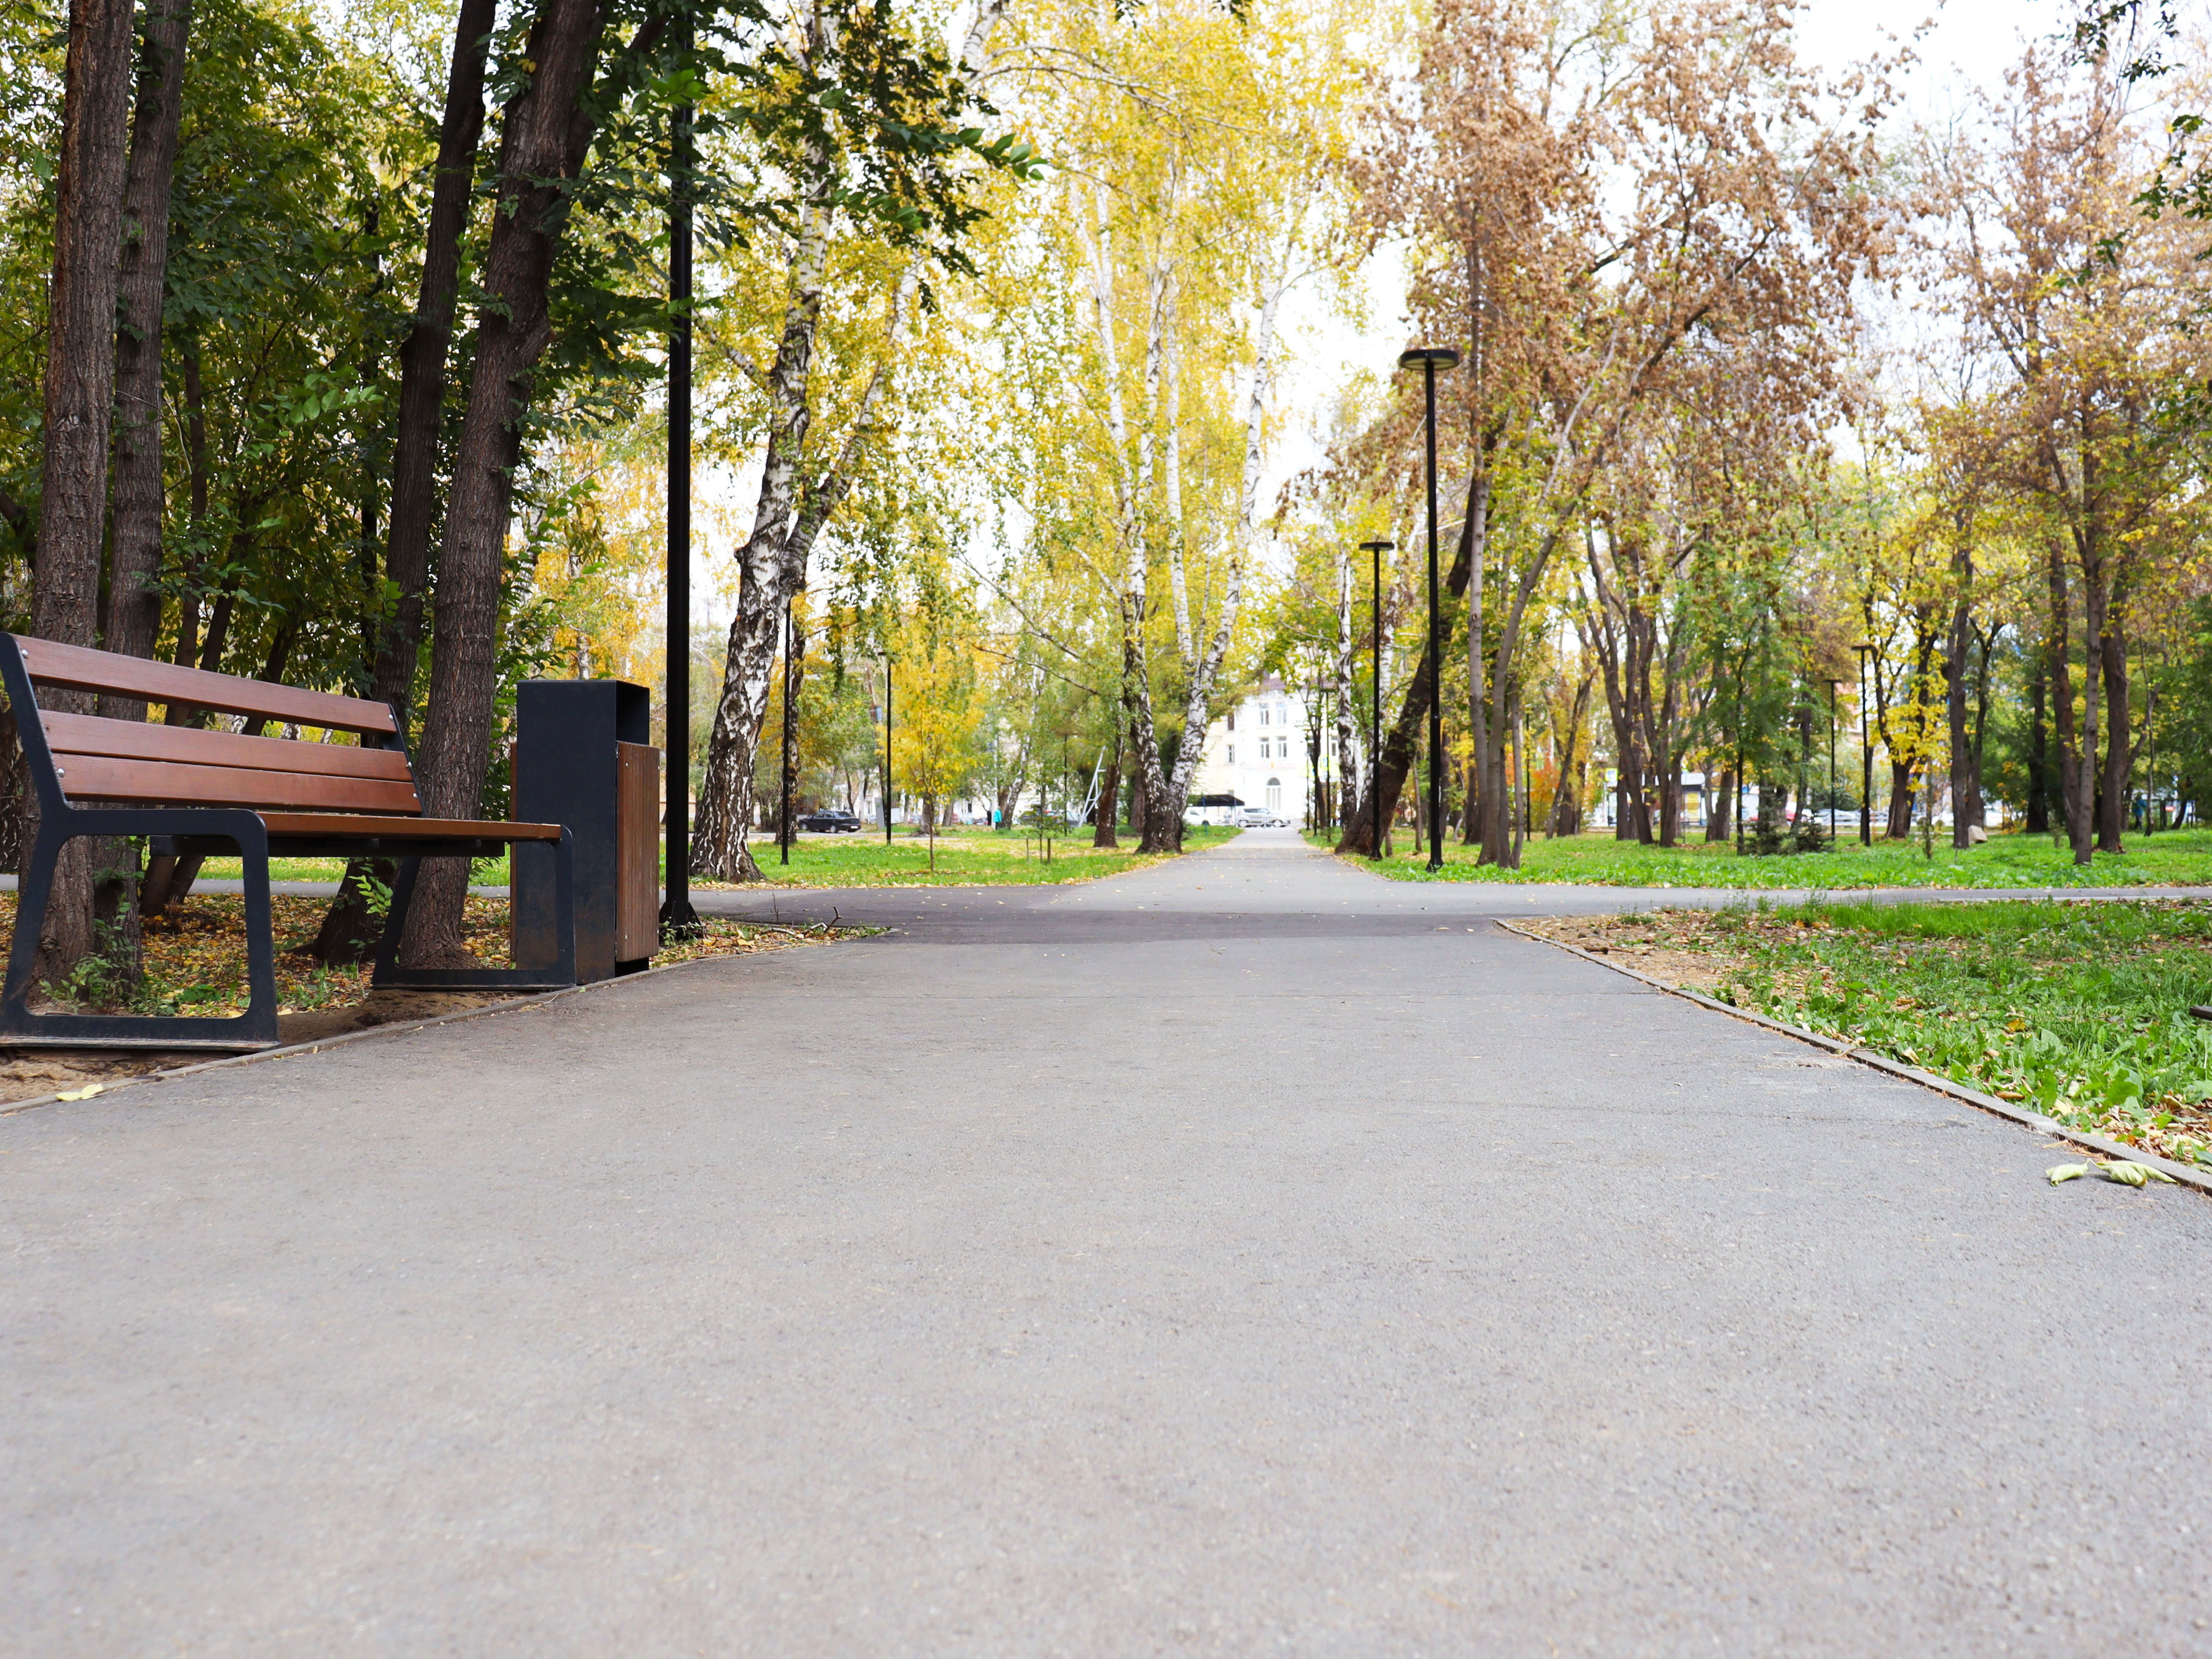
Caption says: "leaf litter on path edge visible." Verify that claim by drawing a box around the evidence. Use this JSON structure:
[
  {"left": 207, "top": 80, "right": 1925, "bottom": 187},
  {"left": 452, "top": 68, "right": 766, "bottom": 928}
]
[{"left": 0, "top": 892, "right": 862, "bottom": 1108}]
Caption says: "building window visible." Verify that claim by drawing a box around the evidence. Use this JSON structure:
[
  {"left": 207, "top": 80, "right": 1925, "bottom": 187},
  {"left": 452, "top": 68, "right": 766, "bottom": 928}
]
[
  {"left": 1227, "top": 743, "right": 1236, "bottom": 764},
  {"left": 1266, "top": 777, "right": 1282, "bottom": 811},
  {"left": 1260, "top": 705, "right": 1270, "bottom": 726}
]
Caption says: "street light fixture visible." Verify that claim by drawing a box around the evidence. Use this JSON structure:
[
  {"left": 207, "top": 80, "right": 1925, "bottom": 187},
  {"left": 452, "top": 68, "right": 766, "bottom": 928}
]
[
  {"left": 659, "top": 29, "right": 701, "bottom": 941},
  {"left": 1827, "top": 676, "right": 1844, "bottom": 843},
  {"left": 1398, "top": 346, "right": 1459, "bottom": 872},
  {"left": 780, "top": 600, "right": 797, "bottom": 865},
  {"left": 1852, "top": 641, "right": 1874, "bottom": 847},
  {"left": 1359, "top": 539, "right": 1394, "bottom": 859}
]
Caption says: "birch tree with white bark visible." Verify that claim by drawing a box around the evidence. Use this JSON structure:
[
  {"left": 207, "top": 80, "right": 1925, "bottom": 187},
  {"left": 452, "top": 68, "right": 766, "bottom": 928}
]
[
  {"left": 987, "top": 0, "right": 1363, "bottom": 850},
  {"left": 692, "top": 0, "right": 1028, "bottom": 880}
]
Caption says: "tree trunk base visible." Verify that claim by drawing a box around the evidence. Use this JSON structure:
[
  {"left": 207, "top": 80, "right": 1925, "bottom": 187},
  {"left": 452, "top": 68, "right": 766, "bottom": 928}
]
[{"left": 303, "top": 856, "right": 398, "bottom": 965}]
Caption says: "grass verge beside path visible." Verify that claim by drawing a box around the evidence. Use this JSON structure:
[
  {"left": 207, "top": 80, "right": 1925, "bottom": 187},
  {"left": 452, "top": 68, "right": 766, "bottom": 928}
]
[
  {"left": 1522, "top": 899, "right": 2212, "bottom": 1169},
  {"left": 192, "top": 824, "right": 1239, "bottom": 891},
  {"left": 708, "top": 823, "right": 1238, "bottom": 888},
  {"left": 1310, "top": 826, "right": 2212, "bottom": 889}
]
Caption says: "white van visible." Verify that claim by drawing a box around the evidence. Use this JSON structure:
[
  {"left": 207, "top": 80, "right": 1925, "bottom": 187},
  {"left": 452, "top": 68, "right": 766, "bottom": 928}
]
[{"left": 1184, "top": 795, "right": 1244, "bottom": 828}]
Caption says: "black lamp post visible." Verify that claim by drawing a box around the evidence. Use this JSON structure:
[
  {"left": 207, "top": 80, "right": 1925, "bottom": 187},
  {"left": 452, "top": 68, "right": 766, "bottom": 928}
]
[
  {"left": 1853, "top": 642, "right": 1874, "bottom": 846},
  {"left": 659, "top": 29, "right": 700, "bottom": 941},
  {"left": 779, "top": 601, "right": 796, "bottom": 865},
  {"left": 2147, "top": 680, "right": 2159, "bottom": 834},
  {"left": 882, "top": 655, "right": 893, "bottom": 845},
  {"left": 1828, "top": 677, "right": 1843, "bottom": 841},
  {"left": 1398, "top": 346, "right": 1459, "bottom": 872},
  {"left": 1359, "top": 538, "right": 1393, "bottom": 858}
]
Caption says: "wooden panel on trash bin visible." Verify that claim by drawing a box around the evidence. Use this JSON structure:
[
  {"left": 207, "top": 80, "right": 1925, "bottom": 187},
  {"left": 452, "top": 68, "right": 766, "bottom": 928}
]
[{"left": 616, "top": 742, "right": 660, "bottom": 962}]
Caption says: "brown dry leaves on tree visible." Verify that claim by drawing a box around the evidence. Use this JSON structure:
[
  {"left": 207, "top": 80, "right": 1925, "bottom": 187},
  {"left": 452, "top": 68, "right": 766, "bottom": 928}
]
[{"left": 1341, "top": 0, "right": 1897, "bottom": 865}]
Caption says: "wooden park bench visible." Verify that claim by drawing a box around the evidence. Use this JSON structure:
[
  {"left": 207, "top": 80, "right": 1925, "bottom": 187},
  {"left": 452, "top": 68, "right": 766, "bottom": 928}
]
[{"left": 0, "top": 632, "right": 575, "bottom": 1050}]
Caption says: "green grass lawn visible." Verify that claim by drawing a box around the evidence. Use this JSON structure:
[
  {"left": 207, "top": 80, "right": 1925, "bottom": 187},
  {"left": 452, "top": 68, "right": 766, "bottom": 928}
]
[
  {"left": 192, "top": 825, "right": 1238, "bottom": 890},
  {"left": 1312, "top": 826, "right": 2212, "bottom": 889},
  {"left": 1636, "top": 899, "right": 2212, "bottom": 1167},
  {"left": 727, "top": 824, "right": 1237, "bottom": 887},
  {"left": 191, "top": 856, "right": 508, "bottom": 884}
]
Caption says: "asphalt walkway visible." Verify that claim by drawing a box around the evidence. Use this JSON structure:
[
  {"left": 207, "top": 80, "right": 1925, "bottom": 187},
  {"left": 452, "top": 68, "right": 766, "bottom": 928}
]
[{"left": 6, "top": 828, "right": 2210, "bottom": 1654}]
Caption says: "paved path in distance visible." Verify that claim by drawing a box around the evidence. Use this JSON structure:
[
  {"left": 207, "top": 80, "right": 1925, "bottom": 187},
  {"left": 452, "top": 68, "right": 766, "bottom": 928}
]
[{"left": 6, "top": 828, "right": 2211, "bottom": 1654}]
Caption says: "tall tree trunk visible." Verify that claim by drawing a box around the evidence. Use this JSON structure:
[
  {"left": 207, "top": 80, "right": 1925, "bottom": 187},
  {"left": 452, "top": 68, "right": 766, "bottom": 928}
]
[
  {"left": 1586, "top": 607, "right": 1631, "bottom": 840},
  {"left": 1461, "top": 475, "right": 1487, "bottom": 845},
  {"left": 695, "top": 147, "right": 831, "bottom": 884},
  {"left": 1140, "top": 248, "right": 1283, "bottom": 851},
  {"left": 697, "top": 262, "right": 917, "bottom": 880},
  {"left": 2047, "top": 537, "right": 2090, "bottom": 863},
  {"left": 1338, "top": 484, "right": 1478, "bottom": 857},
  {"left": 2098, "top": 615, "right": 2128, "bottom": 854},
  {"left": 80, "top": 0, "right": 195, "bottom": 990},
  {"left": 1886, "top": 759, "right": 1916, "bottom": 840},
  {"left": 2026, "top": 651, "right": 2048, "bottom": 833},
  {"left": 168, "top": 333, "right": 210, "bottom": 668},
  {"left": 376, "top": 0, "right": 498, "bottom": 726},
  {"left": 1546, "top": 666, "right": 1592, "bottom": 837},
  {"left": 1945, "top": 521, "right": 1974, "bottom": 849},
  {"left": 1092, "top": 740, "right": 1119, "bottom": 848},
  {"left": 1654, "top": 628, "right": 1684, "bottom": 849},
  {"left": 309, "top": 0, "right": 499, "bottom": 967},
  {"left": 1127, "top": 716, "right": 1146, "bottom": 840},
  {"left": 1968, "top": 623, "right": 1995, "bottom": 830},
  {"left": 399, "top": 0, "right": 619, "bottom": 967},
  {"left": 27, "top": 0, "right": 138, "bottom": 990},
  {"left": 102, "top": 0, "right": 193, "bottom": 708},
  {"left": 696, "top": 0, "right": 1005, "bottom": 881},
  {"left": 1508, "top": 689, "right": 1524, "bottom": 863},
  {"left": 2075, "top": 557, "right": 2104, "bottom": 867}
]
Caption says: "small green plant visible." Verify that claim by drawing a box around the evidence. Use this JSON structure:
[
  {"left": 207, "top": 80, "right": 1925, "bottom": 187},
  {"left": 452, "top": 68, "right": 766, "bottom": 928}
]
[{"left": 44, "top": 917, "right": 171, "bottom": 1015}]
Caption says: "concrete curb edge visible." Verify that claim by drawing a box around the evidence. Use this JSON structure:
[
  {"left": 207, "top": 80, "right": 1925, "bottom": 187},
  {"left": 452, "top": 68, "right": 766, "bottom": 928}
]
[
  {"left": 1493, "top": 917, "right": 2212, "bottom": 1198},
  {"left": 0, "top": 924, "right": 859, "bottom": 1120}
]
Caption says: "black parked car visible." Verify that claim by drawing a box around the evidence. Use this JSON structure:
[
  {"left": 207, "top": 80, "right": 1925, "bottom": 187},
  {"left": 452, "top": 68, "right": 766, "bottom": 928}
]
[{"left": 796, "top": 808, "right": 863, "bottom": 833}]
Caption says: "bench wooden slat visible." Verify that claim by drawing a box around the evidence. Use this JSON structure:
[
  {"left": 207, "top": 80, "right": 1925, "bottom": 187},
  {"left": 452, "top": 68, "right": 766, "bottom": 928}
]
[
  {"left": 258, "top": 812, "right": 564, "bottom": 842},
  {"left": 53, "top": 753, "right": 422, "bottom": 814},
  {"left": 42, "top": 711, "right": 415, "bottom": 782},
  {"left": 14, "top": 636, "right": 397, "bottom": 735}
]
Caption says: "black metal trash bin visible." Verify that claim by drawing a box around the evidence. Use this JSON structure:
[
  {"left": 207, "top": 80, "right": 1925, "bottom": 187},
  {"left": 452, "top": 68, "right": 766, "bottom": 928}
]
[{"left": 513, "top": 679, "right": 659, "bottom": 982}]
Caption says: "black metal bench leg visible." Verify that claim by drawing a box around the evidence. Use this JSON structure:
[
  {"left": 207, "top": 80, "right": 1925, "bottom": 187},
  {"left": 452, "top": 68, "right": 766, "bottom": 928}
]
[
  {"left": 0, "top": 811, "right": 278, "bottom": 1049},
  {"left": 238, "top": 827, "right": 279, "bottom": 1046},
  {"left": 3, "top": 825, "right": 64, "bottom": 1012},
  {"left": 369, "top": 845, "right": 575, "bottom": 993},
  {"left": 369, "top": 857, "right": 422, "bottom": 989},
  {"left": 551, "top": 829, "right": 577, "bottom": 984}
]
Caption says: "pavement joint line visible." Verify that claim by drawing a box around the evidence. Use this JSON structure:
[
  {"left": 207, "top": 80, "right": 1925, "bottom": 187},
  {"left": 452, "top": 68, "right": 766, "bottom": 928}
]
[
  {"left": 0, "top": 933, "right": 858, "bottom": 1119},
  {"left": 1494, "top": 917, "right": 2212, "bottom": 1197}
]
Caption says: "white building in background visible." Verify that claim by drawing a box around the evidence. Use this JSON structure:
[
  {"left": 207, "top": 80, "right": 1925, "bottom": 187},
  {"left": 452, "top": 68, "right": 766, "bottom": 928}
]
[{"left": 1186, "top": 676, "right": 1315, "bottom": 824}]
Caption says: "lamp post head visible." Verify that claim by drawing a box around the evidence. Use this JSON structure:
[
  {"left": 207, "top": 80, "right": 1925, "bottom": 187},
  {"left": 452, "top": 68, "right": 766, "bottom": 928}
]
[
  {"left": 1397, "top": 347, "right": 1461, "bottom": 371},
  {"left": 1359, "top": 539, "right": 1395, "bottom": 553}
]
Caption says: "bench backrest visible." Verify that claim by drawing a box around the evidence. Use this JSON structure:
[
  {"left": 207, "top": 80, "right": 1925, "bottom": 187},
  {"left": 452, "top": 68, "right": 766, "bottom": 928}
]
[{"left": 1, "top": 634, "right": 422, "bottom": 816}]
